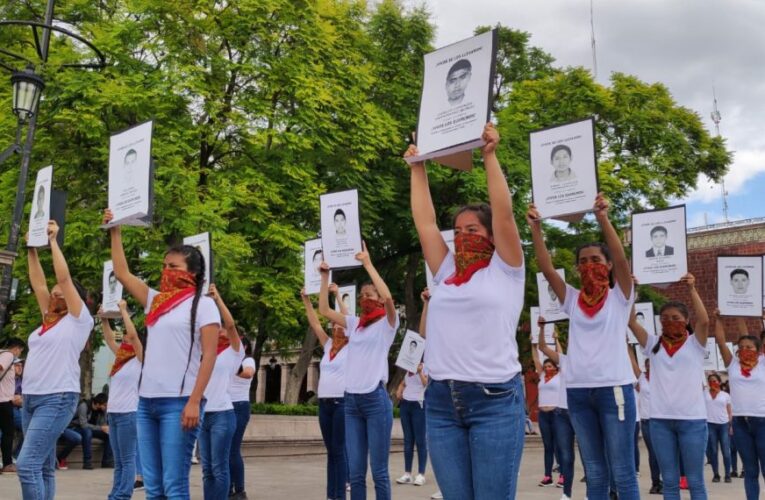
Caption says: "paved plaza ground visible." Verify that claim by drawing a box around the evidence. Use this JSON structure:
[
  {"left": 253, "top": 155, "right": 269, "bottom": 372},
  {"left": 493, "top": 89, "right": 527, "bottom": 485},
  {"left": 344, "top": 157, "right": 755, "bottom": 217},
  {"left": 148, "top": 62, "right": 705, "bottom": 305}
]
[{"left": 0, "top": 443, "right": 746, "bottom": 499}]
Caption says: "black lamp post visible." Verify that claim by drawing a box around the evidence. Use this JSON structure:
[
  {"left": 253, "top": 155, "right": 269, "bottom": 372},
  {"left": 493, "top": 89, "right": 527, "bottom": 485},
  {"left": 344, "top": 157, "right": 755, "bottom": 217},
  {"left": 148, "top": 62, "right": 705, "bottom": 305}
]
[{"left": 11, "top": 67, "right": 45, "bottom": 122}]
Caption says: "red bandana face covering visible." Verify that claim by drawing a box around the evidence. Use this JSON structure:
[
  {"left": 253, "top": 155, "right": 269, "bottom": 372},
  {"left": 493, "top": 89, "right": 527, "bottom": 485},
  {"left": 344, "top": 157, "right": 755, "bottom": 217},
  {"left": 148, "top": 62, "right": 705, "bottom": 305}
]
[
  {"left": 444, "top": 233, "right": 495, "bottom": 286},
  {"left": 359, "top": 297, "right": 386, "bottom": 328},
  {"left": 145, "top": 269, "right": 197, "bottom": 327},
  {"left": 41, "top": 296, "right": 68, "bottom": 335},
  {"left": 110, "top": 342, "right": 136, "bottom": 376},
  {"left": 738, "top": 349, "right": 759, "bottom": 378},
  {"left": 660, "top": 319, "right": 689, "bottom": 357},
  {"left": 329, "top": 325, "right": 348, "bottom": 361},
  {"left": 576, "top": 262, "right": 610, "bottom": 317},
  {"left": 543, "top": 367, "right": 558, "bottom": 383},
  {"left": 709, "top": 380, "right": 721, "bottom": 397}
]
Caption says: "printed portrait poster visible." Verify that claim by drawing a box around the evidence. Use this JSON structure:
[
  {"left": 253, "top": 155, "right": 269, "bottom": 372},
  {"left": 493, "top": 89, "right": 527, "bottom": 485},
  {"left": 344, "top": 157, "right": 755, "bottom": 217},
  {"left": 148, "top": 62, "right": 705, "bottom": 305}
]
[
  {"left": 106, "top": 121, "right": 153, "bottom": 227},
  {"left": 628, "top": 302, "right": 656, "bottom": 345},
  {"left": 406, "top": 29, "right": 497, "bottom": 170},
  {"left": 530, "top": 307, "right": 555, "bottom": 345},
  {"left": 635, "top": 348, "right": 648, "bottom": 373},
  {"left": 717, "top": 256, "right": 764, "bottom": 317},
  {"left": 529, "top": 118, "right": 598, "bottom": 222},
  {"left": 536, "top": 269, "right": 567, "bottom": 322},
  {"left": 703, "top": 338, "right": 719, "bottom": 371},
  {"left": 335, "top": 284, "right": 357, "bottom": 316},
  {"left": 320, "top": 189, "right": 362, "bottom": 270},
  {"left": 101, "top": 260, "right": 124, "bottom": 318},
  {"left": 426, "top": 230, "right": 455, "bottom": 290},
  {"left": 304, "top": 238, "right": 331, "bottom": 295},
  {"left": 654, "top": 315, "right": 663, "bottom": 336},
  {"left": 395, "top": 330, "right": 426, "bottom": 373},
  {"left": 183, "top": 232, "right": 213, "bottom": 295},
  {"left": 631, "top": 205, "right": 688, "bottom": 285},
  {"left": 27, "top": 165, "right": 52, "bottom": 248}
]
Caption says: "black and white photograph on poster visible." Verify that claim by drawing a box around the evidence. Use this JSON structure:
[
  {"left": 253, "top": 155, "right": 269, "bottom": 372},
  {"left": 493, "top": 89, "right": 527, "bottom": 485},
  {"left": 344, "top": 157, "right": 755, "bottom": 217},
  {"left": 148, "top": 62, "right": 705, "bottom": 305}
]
[
  {"left": 529, "top": 118, "right": 598, "bottom": 221},
  {"left": 320, "top": 189, "right": 362, "bottom": 270},
  {"left": 536, "top": 269, "right": 567, "bottom": 322},
  {"left": 426, "top": 230, "right": 455, "bottom": 290},
  {"left": 530, "top": 307, "right": 555, "bottom": 345},
  {"left": 703, "top": 338, "right": 719, "bottom": 371},
  {"left": 101, "top": 260, "right": 124, "bottom": 318},
  {"left": 28, "top": 165, "right": 53, "bottom": 247},
  {"left": 628, "top": 302, "right": 656, "bottom": 344},
  {"left": 105, "top": 121, "right": 153, "bottom": 227},
  {"left": 654, "top": 315, "right": 663, "bottom": 336},
  {"left": 183, "top": 232, "right": 213, "bottom": 295},
  {"left": 406, "top": 29, "right": 497, "bottom": 168},
  {"left": 304, "top": 238, "right": 330, "bottom": 295},
  {"left": 717, "top": 255, "right": 764, "bottom": 317},
  {"left": 335, "top": 284, "right": 357, "bottom": 316},
  {"left": 631, "top": 205, "right": 688, "bottom": 285},
  {"left": 395, "top": 330, "right": 426, "bottom": 373}
]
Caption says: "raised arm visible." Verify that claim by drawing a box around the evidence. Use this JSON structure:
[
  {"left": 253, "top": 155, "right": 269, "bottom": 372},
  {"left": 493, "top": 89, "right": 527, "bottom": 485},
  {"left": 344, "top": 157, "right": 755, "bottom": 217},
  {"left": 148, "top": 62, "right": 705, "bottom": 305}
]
[
  {"left": 627, "top": 342, "right": 641, "bottom": 379},
  {"left": 104, "top": 209, "right": 150, "bottom": 308},
  {"left": 27, "top": 242, "right": 50, "bottom": 317},
  {"left": 537, "top": 317, "right": 560, "bottom": 364},
  {"left": 302, "top": 288, "right": 329, "bottom": 346},
  {"left": 712, "top": 309, "right": 732, "bottom": 368},
  {"left": 100, "top": 312, "right": 119, "bottom": 355},
  {"left": 405, "top": 145, "right": 448, "bottom": 278},
  {"left": 119, "top": 300, "right": 143, "bottom": 362},
  {"left": 358, "top": 243, "right": 397, "bottom": 327},
  {"left": 527, "top": 205, "right": 566, "bottom": 302},
  {"left": 736, "top": 317, "right": 749, "bottom": 336},
  {"left": 593, "top": 194, "right": 632, "bottom": 299},
  {"left": 482, "top": 123, "right": 523, "bottom": 267},
  {"left": 418, "top": 288, "right": 430, "bottom": 338},
  {"left": 627, "top": 305, "right": 650, "bottom": 348},
  {"left": 684, "top": 273, "right": 708, "bottom": 345},
  {"left": 48, "top": 222, "right": 83, "bottom": 318},
  {"left": 208, "top": 284, "right": 240, "bottom": 353},
  {"left": 330, "top": 283, "right": 349, "bottom": 316},
  {"left": 318, "top": 263, "right": 346, "bottom": 327}
]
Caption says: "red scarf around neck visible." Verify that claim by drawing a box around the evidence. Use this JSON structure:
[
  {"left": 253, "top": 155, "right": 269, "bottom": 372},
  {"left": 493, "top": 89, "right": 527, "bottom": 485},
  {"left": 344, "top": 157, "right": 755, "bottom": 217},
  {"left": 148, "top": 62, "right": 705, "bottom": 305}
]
[
  {"left": 444, "top": 233, "right": 494, "bottom": 286},
  {"left": 739, "top": 349, "right": 759, "bottom": 378},
  {"left": 40, "top": 296, "right": 68, "bottom": 335},
  {"left": 576, "top": 262, "right": 610, "bottom": 317},
  {"left": 660, "top": 319, "right": 689, "bottom": 357},
  {"left": 358, "top": 298, "right": 386, "bottom": 329},
  {"left": 110, "top": 342, "right": 136, "bottom": 376},
  {"left": 145, "top": 269, "right": 197, "bottom": 327}
]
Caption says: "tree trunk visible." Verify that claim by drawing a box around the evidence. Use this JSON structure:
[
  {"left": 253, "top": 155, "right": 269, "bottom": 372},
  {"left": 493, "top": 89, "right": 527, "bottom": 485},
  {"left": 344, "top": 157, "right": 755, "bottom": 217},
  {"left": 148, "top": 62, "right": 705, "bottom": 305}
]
[
  {"left": 79, "top": 339, "right": 95, "bottom": 399},
  {"left": 283, "top": 327, "right": 318, "bottom": 404},
  {"left": 387, "top": 252, "right": 420, "bottom": 397},
  {"left": 250, "top": 307, "right": 269, "bottom": 402}
]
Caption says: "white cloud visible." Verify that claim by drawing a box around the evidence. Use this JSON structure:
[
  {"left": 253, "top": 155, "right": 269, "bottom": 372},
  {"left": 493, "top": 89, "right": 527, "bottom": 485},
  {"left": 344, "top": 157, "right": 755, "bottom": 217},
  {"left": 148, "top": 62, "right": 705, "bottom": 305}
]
[{"left": 684, "top": 148, "right": 765, "bottom": 204}]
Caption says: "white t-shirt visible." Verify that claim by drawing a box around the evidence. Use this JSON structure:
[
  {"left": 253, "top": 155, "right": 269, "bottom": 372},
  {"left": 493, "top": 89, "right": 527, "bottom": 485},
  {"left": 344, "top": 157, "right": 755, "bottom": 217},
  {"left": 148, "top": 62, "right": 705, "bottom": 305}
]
[
  {"left": 0, "top": 351, "right": 15, "bottom": 402},
  {"left": 538, "top": 372, "right": 560, "bottom": 408},
  {"left": 557, "top": 353, "right": 569, "bottom": 410},
  {"left": 204, "top": 346, "right": 244, "bottom": 412},
  {"left": 563, "top": 284, "right": 635, "bottom": 388},
  {"left": 402, "top": 367, "right": 427, "bottom": 402},
  {"left": 318, "top": 339, "right": 348, "bottom": 398},
  {"left": 139, "top": 290, "right": 221, "bottom": 398},
  {"left": 108, "top": 357, "right": 141, "bottom": 414},
  {"left": 705, "top": 390, "right": 731, "bottom": 424},
  {"left": 727, "top": 356, "right": 765, "bottom": 417},
  {"left": 24, "top": 306, "right": 93, "bottom": 395},
  {"left": 643, "top": 334, "right": 706, "bottom": 420},
  {"left": 344, "top": 313, "right": 398, "bottom": 394},
  {"left": 425, "top": 252, "right": 525, "bottom": 383},
  {"left": 637, "top": 373, "right": 651, "bottom": 420},
  {"left": 229, "top": 357, "right": 255, "bottom": 403}
]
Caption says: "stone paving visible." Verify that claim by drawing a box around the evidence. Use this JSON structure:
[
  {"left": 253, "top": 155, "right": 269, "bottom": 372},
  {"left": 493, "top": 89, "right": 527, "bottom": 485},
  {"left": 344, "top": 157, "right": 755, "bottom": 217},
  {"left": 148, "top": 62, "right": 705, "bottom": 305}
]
[{"left": 0, "top": 444, "right": 746, "bottom": 499}]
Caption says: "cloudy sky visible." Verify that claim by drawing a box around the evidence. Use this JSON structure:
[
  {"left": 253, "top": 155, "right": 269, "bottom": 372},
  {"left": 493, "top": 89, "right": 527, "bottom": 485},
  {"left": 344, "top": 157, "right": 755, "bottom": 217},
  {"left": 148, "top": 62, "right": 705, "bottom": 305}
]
[{"left": 413, "top": 0, "right": 765, "bottom": 228}]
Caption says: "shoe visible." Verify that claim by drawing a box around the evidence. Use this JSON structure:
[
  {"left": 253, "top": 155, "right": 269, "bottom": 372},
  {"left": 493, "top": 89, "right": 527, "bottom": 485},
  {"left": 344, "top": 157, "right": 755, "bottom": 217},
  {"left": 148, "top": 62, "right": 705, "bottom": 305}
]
[
  {"left": 133, "top": 480, "right": 144, "bottom": 490},
  {"left": 712, "top": 475, "right": 721, "bottom": 483},
  {"left": 346, "top": 483, "right": 350, "bottom": 492},
  {"left": 560, "top": 495, "right": 571, "bottom": 500},
  {"left": 553, "top": 464, "right": 560, "bottom": 473},
  {"left": 229, "top": 493, "right": 248, "bottom": 499},
  {"left": 724, "top": 475, "right": 732, "bottom": 483},
  {"left": 557, "top": 474, "right": 564, "bottom": 488},
  {"left": 191, "top": 456, "right": 199, "bottom": 465},
  {"left": 414, "top": 474, "right": 426, "bottom": 486},
  {"left": 539, "top": 475, "right": 553, "bottom": 486},
  {"left": 83, "top": 462, "right": 93, "bottom": 470},
  {"left": 649, "top": 483, "right": 662, "bottom": 494},
  {"left": 430, "top": 492, "right": 443, "bottom": 499},
  {"left": 580, "top": 475, "right": 587, "bottom": 483},
  {"left": 679, "top": 476, "right": 688, "bottom": 490},
  {"left": 56, "top": 459, "right": 68, "bottom": 470},
  {"left": 730, "top": 471, "right": 738, "bottom": 478},
  {"left": 609, "top": 492, "right": 618, "bottom": 500},
  {"left": 101, "top": 461, "right": 114, "bottom": 469},
  {"left": 740, "top": 470, "right": 745, "bottom": 478},
  {"left": 396, "top": 473, "right": 413, "bottom": 484},
  {"left": 1, "top": 464, "right": 17, "bottom": 473}
]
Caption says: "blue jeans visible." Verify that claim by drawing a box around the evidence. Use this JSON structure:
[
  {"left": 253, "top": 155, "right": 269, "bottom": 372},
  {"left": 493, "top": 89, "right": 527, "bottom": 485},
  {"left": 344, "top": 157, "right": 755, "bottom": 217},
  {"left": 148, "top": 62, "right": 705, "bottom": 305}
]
[
  {"left": 74, "top": 426, "right": 113, "bottom": 465},
  {"left": 199, "top": 409, "right": 235, "bottom": 500},
  {"left": 553, "top": 409, "right": 575, "bottom": 497},
  {"left": 399, "top": 400, "right": 427, "bottom": 474},
  {"left": 732, "top": 416, "right": 765, "bottom": 500},
  {"left": 641, "top": 419, "right": 661, "bottom": 484},
  {"left": 17, "top": 392, "right": 79, "bottom": 500},
  {"left": 345, "top": 384, "right": 393, "bottom": 500},
  {"left": 707, "top": 422, "right": 731, "bottom": 477},
  {"left": 319, "top": 398, "right": 347, "bottom": 500},
  {"left": 229, "top": 401, "right": 250, "bottom": 494},
  {"left": 137, "top": 397, "right": 203, "bottom": 500},
  {"left": 538, "top": 410, "right": 556, "bottom": 476},
  {"left": 56, "top": 428, "right": 82, "bottom": 460},
  {"left": 108, "top": 412, "right": 137, "bottom": 500},
  {"left": 136, "top": 442, "right": 142, "bottom": 477},
  {"left": 426, "top": 375, "right": 525, "bottom": 500},
  {"left": 567, "top": 384, "right": 639, "bottom": 500},
  {"left": 13, "top": 406, "right": 23, "bottom": 458},
  {"left": 650, "top": 418, "right": 708, "bottom": 500}
]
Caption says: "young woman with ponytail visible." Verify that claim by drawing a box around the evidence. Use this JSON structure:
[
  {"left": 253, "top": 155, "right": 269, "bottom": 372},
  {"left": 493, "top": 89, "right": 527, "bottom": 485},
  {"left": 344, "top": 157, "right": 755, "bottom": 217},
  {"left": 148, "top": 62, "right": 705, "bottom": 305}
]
[
  {"left": 17, "top": 221, "right": 94, "bottom": 500},
  {"left": 528, "top": 194, "right": 639, "bottom": 500},
  {"left": 629, "top": 274, "right": 710, "bottom": 500},
  {"left": 406, "top": 123, "right": 526, "bottom": 500},
  {"left": 104, "top": 210, "right": 220, "bottom": 500},
  {"left": 318, "top": 244, "right": 399, "bottom": 500}
]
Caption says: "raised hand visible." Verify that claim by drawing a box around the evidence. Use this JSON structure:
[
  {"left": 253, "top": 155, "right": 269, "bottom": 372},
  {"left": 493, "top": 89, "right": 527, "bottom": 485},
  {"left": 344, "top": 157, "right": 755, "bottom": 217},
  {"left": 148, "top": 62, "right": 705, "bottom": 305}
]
[{"left": 481, "top": 123, "right": 499, "bottom": 155}]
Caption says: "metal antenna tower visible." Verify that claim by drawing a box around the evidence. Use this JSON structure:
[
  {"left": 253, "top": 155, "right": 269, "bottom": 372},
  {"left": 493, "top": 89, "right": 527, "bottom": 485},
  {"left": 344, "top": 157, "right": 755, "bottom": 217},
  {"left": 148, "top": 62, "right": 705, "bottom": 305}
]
[
  {"left": 590, "top": 0, "right": 598, "bottom": 79},
  {"left": 711, "top": 88, "right": 728, "bottom": 222}
]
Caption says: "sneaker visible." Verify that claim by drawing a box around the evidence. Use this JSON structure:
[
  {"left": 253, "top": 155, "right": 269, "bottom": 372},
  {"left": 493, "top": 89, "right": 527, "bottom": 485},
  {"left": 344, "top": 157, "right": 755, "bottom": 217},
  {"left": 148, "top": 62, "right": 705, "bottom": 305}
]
[
  {"left": 740, "top": 470, "right": 746, "bottom": 478},
  {"left": 560, "top": 495, "right": 571, "bottom": 500},
  {"left": 724, "top": 475, "right": 732, "bottom": 483},
  {"left": 83, "top": 462, "right": 93, "bottom": 470},
  {"left": 556, "top": 475, "right": 564, "bottom": 488},
  {"left": 414, "top": 474, "right": 426, "bottom": 486},
  {"left": 396, "top": 473, "right": 413, "bottom": 484},
  {"left": 649, "top": 482, "right": 663, "bottom": 494},
  {"left": 229, "top": 493, "right": 248, "bottom": 499},
  {"left": 56, "top": 459, "right": 68, "bottom": 470},
  {"left": 1, "top": 464, "right": 17, "bottom": 473},
  {"left": 539, "top": 475, "right": 553, "bottom": 486},
  {"left": 679, "top": 476, "right": 688, "bottom": 490},
  {"left": 712, "top": 474, "right": 721, "bottom": 483},
  {"left": 730, "top": 471, "right": 738, "bottom": 478},
  {"left": 191, "top": 456, "right": 199, "bottom": 465},
  {"left": 133, "top": 480, "right": 144, "bottom": 490},
  {"left": 430, "top": 492, "right": 443, "bottom": 499}
]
